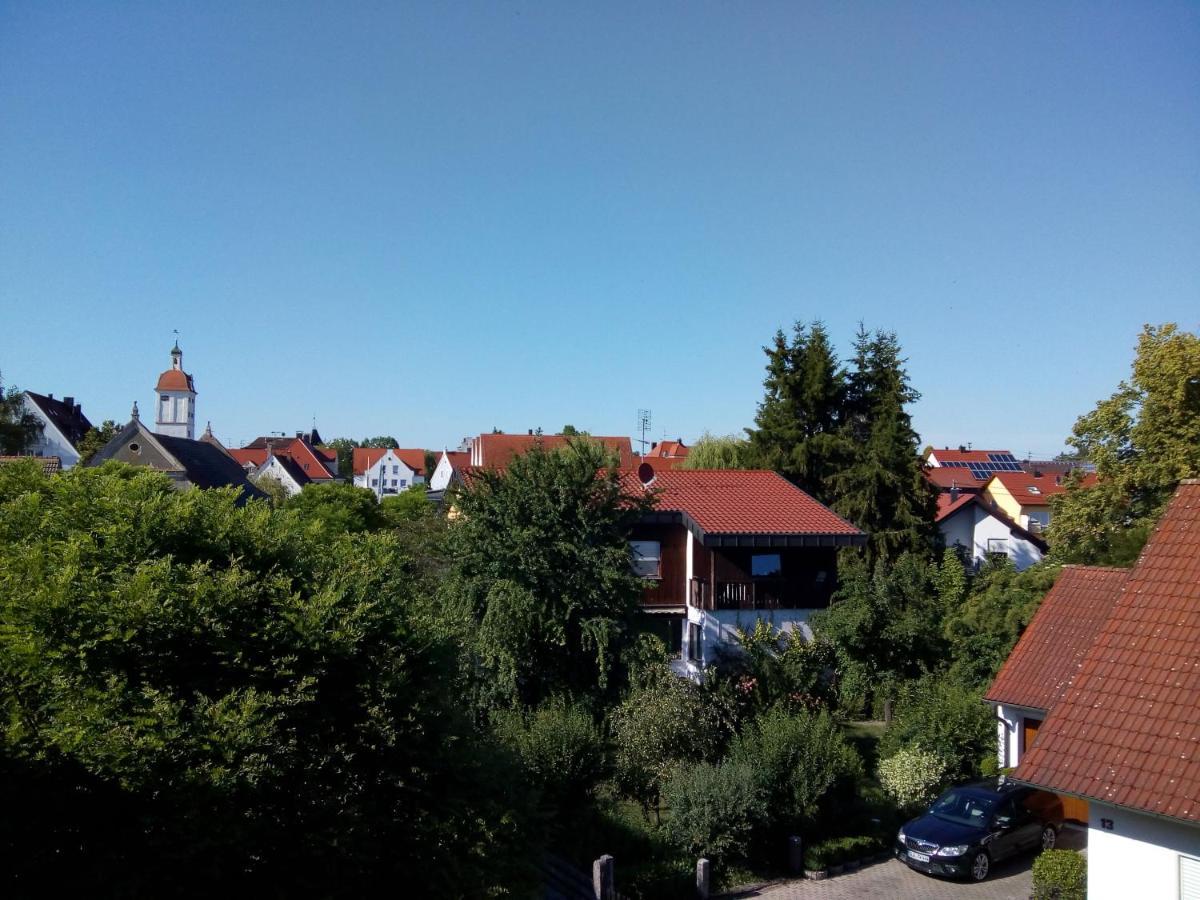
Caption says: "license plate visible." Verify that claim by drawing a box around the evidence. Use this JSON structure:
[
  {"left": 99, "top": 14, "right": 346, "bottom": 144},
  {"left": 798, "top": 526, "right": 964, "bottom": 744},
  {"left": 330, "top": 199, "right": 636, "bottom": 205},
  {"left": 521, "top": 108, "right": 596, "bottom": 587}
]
[{"left": 907, "top": 850, "right": 931, "bottom": 863}]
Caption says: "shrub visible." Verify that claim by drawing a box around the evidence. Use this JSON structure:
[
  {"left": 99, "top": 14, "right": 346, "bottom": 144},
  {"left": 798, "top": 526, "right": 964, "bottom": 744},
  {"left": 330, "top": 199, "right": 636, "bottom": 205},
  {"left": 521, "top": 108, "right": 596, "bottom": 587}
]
[
  {"left": 802, "top": 835, "right": 885, "bottom": 871},
  {"left": 728, "top": 707, "right": 862, "bottom": 833},
  {"left": 1032, "top": 849, "right": 1086, "bottom": 900},
  {"left": 878, "top": 675, "right": 994, "bottom": 781},
  {"left": 492, "top": 697, "right": 606, "bottom": 810},
  {"left": 663, "top": 761, "right": 767, "bottom": 864},
  {"left": 877, "top": 745, "right": 951, "bottom": 809},
  {"left": 611, "top": 669, "right": 725, "bottom": 810}
]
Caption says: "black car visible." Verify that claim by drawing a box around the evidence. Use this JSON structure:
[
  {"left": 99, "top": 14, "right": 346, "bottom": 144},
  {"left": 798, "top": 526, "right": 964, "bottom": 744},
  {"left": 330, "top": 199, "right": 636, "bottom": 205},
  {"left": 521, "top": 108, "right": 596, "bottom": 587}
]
[{"left": 895, "top": 778, "right": 1063, "bottom": 881}]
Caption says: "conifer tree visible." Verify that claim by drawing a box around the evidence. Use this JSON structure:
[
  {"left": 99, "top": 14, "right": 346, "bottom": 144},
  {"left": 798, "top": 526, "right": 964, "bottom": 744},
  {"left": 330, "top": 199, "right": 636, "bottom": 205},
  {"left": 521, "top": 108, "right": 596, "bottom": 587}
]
[
  {"left": 745, "top": 321, "right": 848, "bottom": 501},
  {"left": 828, "top": 327, "right": 938, "bottom": 563}
]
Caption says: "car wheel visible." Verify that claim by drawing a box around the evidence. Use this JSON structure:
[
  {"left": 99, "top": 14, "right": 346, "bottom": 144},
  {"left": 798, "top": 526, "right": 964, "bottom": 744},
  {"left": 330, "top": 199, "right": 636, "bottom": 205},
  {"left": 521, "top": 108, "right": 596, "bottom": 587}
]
[
  {"left": 970, "top": 850, "right": 990, "bottom": 882},
  {"left": 1041, "top": 825, "right": 1057, "bottom": 851}
]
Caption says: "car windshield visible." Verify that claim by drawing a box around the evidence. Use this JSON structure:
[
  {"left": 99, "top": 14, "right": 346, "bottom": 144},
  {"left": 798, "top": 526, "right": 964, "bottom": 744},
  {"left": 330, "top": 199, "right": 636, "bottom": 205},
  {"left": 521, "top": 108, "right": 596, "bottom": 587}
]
[{"left": 929, "top": 789, "right": 999, "bottom": 827}]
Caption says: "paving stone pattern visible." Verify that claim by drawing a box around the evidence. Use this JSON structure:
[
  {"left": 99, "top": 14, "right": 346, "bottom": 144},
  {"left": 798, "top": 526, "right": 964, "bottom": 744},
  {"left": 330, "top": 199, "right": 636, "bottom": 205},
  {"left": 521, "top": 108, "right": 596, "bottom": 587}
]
[{"left": 751, "top": 826, "right": 1086, "bottom": 900}]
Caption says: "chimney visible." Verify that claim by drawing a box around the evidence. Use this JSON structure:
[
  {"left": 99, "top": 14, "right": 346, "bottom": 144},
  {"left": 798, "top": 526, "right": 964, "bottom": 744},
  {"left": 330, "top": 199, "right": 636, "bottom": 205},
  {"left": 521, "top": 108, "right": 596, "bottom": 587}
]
[
  {"left": 63, "top": 396, "right": 74, "bottom": 409},
  {"left": 958, "top": 444, "right": 967, "bottom": 453},
  {"left": 528, "top": 429, "right": 533, "bottom": 435},
  {"left": 47, "top": 392, "right": 54, "bottom": 400},
  {"left": 950, "top": 484, "right": 960, "bottom": 503}
]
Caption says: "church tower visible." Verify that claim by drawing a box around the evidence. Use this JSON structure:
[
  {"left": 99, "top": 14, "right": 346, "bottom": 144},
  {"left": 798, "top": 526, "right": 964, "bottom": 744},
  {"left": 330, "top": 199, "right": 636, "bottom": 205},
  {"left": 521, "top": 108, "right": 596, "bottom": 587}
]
[{"left": 154, "top": 340, "right": 197, "bottom": 439}]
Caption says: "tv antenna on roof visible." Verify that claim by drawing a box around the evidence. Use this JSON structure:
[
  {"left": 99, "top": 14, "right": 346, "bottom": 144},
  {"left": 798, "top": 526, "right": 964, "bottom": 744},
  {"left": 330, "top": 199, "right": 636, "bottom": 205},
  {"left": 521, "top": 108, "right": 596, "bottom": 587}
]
[{"left": 636, "top": 409, "right": 652, "bottom": 456}]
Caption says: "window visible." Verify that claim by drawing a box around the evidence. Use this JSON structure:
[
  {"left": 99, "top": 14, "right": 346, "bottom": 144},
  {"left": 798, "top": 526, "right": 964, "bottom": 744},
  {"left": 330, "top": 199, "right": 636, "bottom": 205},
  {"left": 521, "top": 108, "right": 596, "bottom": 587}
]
[
  {"left": 751, "top": 553, "right": 782, "bottom": 578},
  {"left": 987, "top": 537, "right": 1010, "bottom": 557},
  {"left": 391, "top": 479, "right": 398, "bottom": 487},
  {"left": 399, "top": 479, "right": 407, "bottom": 487},
  {"left": 630, "top": 541, "right": 661, "bottom": 579},
  {"left": 687, "top": 622, "right": 702, "bottom": 663},
  {"left": 371, "top": 478, "right": 378, "bottom": 487},
  {"left": 392, "top": 465, "right": 399, "bottom": 474}
]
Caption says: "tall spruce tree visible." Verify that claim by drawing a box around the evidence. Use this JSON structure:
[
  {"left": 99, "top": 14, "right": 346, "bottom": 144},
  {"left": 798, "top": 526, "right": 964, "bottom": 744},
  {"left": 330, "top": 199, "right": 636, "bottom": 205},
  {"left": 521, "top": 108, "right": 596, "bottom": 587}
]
[
  {"left": 745, "top": 321, "right": 848, "bottom": 501},
  {"left": 828, "top": 327, "right": 938, "bottom": 563}
]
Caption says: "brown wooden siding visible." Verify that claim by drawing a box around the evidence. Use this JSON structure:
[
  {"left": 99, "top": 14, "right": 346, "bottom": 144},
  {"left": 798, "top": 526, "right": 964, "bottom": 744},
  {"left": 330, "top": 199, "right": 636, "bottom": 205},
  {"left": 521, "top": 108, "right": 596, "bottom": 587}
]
[{"left": 632, "top": 524, "right": 687, "bottom": 607}]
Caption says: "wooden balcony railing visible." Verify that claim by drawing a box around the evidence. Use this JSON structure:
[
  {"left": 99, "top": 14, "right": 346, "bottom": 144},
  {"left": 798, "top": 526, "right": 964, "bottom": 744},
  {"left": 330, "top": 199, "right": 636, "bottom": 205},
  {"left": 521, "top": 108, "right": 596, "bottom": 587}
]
[{"left": 688, "top": 577, "right": 790, "bottom": 611}]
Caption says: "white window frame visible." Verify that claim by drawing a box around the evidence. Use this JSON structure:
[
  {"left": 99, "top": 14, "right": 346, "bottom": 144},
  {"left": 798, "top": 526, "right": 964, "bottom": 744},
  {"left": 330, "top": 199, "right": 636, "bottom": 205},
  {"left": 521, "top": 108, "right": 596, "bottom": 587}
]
[{"left": 987, "top": 537, "right": 1010, "bottom": 557}]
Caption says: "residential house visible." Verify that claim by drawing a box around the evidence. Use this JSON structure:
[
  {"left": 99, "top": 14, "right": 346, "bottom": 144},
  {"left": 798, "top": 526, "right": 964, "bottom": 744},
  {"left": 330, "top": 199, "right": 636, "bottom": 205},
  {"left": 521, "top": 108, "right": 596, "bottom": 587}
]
[
  {"left": 998, "top": 481, "right": 1200, "bottom": 899},
  {"left": 622, "top": 465, "right": 866, "bottom": 677},
  {"left": 982, "top": 469, "right": 1095, "bottom": 536},
  {"left": 21, "top": 391, "right": 93, "bottom": 468},
  {"left": 89, "top": 406, "right": 263, "bottom": 503},
  {"left": 230, "top": 435, "right": 338, "bottom": 484},
  {"left": 429, "top": 450, "right": 472, "bottom": 491},
  {"left": 924, "top": 447, "right": 1026, "bottom": 476},
  {"left": 352, "top": 447, "right": 427, "bottom": 496},
  {"left": 251, "top": 453, "right": 314, "bottom": 497},
  {"left": 469, "top": 432, "right": 635, "bottom": 469},
  {"left": 926, "top": 468, "right": 1048, "bottom": 570},
  {"left": 984, "top": 564, "right": 1128, "bottom": 822}
]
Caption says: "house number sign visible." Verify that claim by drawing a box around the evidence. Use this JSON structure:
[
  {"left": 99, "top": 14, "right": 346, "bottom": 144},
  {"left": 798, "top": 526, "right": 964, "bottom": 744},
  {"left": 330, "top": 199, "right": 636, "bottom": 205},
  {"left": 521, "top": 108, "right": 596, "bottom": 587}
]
[{"left": 1100, "top": 818, "right": 1114, "bottom": 830}]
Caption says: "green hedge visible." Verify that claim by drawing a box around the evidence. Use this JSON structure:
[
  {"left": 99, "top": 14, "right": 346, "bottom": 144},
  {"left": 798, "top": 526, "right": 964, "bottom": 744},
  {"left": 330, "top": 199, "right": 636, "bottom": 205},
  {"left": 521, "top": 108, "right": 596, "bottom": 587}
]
[
  {"left": 803, "top": 835, "right": 885, "bottom": 871},
  {"left": 1032, "top": 849, "right": 1086, "bottom": 900}
]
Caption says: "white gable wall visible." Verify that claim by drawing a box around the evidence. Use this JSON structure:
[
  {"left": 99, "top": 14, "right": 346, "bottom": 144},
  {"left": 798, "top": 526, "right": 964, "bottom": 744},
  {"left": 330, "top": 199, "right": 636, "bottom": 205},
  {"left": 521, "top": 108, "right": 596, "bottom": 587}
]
[
  {"left": 21, "top": 395, "right": 81, "bottom": 468},
  {"left": 430, "top": 452, "right": 455, "bottom": 491},
  {"left": 1087, "top": 803, "right": 1200, "bottom": 900}
]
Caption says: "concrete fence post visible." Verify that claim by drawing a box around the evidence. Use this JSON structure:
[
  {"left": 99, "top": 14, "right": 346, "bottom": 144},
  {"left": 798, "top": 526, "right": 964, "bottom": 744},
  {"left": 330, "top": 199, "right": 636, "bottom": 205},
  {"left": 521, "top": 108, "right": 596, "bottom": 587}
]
[
  {"left": 696, "top": 857, "right": 711, "bottom": 899},
  {"left": 593, "top": 854, "right": 614, "bottom": 900},
  {"left": 788, "top": 835, "right": 804, "bottom": 874}
]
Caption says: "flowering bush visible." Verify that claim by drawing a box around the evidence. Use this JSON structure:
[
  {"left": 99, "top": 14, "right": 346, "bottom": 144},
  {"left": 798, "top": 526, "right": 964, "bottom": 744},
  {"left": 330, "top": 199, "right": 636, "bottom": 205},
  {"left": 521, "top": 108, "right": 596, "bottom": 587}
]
[{"left": 877, "top": 745, "right": 950, "bottom": 809}]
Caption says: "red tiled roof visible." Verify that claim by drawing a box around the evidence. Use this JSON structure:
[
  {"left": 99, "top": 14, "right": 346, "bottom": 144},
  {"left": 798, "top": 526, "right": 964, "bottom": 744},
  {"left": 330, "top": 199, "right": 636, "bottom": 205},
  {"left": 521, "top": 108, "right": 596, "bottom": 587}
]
[
  {"left": 441, "top": 451, "right": 471, "bottom": 471},
  {"left": 234, "top": 439, "right": 334, "bottom": 480},
  {"left": 936, "top": 491, "right": 977, "bottom": 521},
  {"left": 621, "top": 468, "right": 864, "bottom": 537},
  {"left": 646, "top": 440, "right": 689, "bottom": 459},
  {"left": 927, "top": 448, "right": 1014, "bottom": 465},
  {"left": 229, "top": 448, "right": 268, "bottom": 468},
  {"left": 985, "top": 566, "right": 1128, "bottom": 711},
  {"left": 0, "top": 455, "right": 62, "bottom": 475},
  {"left": 986, "top": 471, "right": 1081, "bottom": 506},
  {"left": 155, "top": 369, "right": 195, "bottom": 392},
  {"left": 924, "top": 466, "right": 987, "bottom": 491},
  {"left": 352, "top": 447, "right": 427, "bottom": 476},
  {"left": 473, "top": 434, "right": 635, "bottom": 469},
  {"left": 316, "top": 446, "right": 337, "bottom": 463},
  {"left": 635, "top": 454, "right": 690, "bottom": 471},
  {"left": 1013, "top": 481, "right": 1200, "bottom": 822}
]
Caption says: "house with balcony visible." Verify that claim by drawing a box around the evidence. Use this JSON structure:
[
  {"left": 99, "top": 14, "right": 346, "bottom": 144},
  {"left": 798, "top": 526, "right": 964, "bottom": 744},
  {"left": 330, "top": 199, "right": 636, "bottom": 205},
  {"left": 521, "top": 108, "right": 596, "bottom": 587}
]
[{"left": 622, "top": 465, "right": 866, "bottom": 677}]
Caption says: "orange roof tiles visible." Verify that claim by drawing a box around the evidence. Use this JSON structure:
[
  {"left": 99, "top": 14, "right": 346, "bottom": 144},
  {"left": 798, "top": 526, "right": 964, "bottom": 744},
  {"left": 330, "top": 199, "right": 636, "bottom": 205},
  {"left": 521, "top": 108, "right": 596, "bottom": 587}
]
[
  {"left": 924, "top": 466, "right": 987, "bottom": 490},
  {"left": 233, "top": 438, "right": 334, "bottom": 480},
  {"left": 621, "top": 468, "right": 864, "bottom": 538},
  {"left": 154, "top": 369, "right": 195, "bottom": 392},
  {"left": 985, "top": 566, "right": 1128, "bottom": 712},
  {"left": 1013, "top": 481, "right": 1200, "bottom": 823},
  {"left": 646, "top": 440, "right": 689, "bottom": 459},
  {"left": 0, "top": 455, "right": 62, "bottom": 475},
  {"left": 987, "top": 470, "right": 1080, "bottom": 506}
]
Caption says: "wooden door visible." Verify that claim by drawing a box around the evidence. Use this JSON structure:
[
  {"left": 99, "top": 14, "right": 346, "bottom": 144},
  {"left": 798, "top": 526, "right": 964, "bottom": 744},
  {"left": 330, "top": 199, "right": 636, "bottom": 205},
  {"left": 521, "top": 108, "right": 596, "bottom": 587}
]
[
  {"left": 1022, "top": 717, "right": 1042, "bottom": 756},
  {"left": 1059, "top": 795, "right": 1089, "bottom": 824}
]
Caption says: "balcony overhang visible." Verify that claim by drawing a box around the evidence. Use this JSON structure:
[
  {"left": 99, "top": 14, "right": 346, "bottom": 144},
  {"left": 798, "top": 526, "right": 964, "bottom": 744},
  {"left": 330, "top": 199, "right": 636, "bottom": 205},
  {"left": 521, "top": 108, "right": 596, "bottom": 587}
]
[{"left": 636, "top": 511, "right": 868, "bottom": 549}]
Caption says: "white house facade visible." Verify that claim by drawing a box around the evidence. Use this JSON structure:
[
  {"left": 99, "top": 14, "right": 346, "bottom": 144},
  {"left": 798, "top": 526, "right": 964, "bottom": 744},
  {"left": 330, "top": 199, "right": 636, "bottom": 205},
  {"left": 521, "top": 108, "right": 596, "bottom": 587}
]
[
  {"left": 937, "top": 495, "right": 1046, "bottom": 571},
  {"left": 1085, "top": 805, "right": 1200, "bottom": 900},
  {"left": 251, "top": 454, "right": 310, "bottom": 497},
  {"left": 353, "top": 448, "right": 425, "bottom": 496}
]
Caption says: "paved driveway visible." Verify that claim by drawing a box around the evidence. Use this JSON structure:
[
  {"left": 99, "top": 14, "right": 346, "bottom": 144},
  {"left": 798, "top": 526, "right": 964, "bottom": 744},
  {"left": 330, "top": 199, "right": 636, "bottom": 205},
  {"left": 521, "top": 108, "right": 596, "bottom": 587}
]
[{"left": 744, "top": 825, "right": 1086, "bottom": 900}]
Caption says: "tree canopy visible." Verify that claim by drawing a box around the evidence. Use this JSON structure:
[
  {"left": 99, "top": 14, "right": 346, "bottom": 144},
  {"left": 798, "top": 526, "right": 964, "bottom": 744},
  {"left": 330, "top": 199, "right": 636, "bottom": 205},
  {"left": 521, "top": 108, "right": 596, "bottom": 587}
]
[
  {"left": 446, "top": 439, "right": 655, "bottom": 709},
  {"left": 0, "top": 374, "right": 40, "bottom": 455},
  {"left": 1051, "top": 323, "right": 1200, "bottom": 564},
  {"left": 0, "top": 460, "right": 534, "bottom": 896},
  {"left": 76, "top": 419, "right": 120, "bottom": 465},
  {"left": 682, "top": 432, "right": 750, "bottom": 470}
]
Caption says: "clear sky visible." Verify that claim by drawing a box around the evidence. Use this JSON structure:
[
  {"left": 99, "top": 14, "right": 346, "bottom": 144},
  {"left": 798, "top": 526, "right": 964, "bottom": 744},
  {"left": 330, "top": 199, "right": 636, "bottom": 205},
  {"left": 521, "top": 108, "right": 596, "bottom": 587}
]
[{"left": 2, "top": 2, "right": 1197, "bottom": 455}]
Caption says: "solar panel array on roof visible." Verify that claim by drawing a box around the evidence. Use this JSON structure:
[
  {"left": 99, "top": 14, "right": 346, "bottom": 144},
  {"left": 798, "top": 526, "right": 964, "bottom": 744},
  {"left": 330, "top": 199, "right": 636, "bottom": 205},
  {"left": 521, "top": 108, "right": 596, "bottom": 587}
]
[{"left": 941, "top": 456, "right": 1025, "bottom": 480}]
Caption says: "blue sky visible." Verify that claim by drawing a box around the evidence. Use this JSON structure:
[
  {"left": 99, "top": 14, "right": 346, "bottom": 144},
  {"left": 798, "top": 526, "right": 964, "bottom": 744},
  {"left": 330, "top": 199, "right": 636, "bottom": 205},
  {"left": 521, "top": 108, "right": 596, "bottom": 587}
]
[{"left": 2, "top": 2, "right": 1197, "bottom": 455}]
